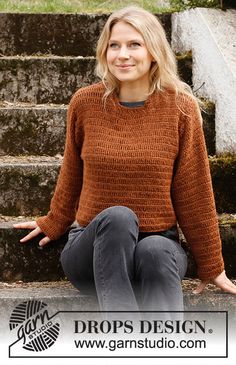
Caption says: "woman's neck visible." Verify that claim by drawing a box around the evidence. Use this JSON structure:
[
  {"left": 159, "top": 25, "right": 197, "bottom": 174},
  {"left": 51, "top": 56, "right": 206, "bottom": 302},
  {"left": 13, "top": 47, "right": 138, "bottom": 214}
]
[{"left": 118, "top": 82, "right": 150, "bottom": 102}]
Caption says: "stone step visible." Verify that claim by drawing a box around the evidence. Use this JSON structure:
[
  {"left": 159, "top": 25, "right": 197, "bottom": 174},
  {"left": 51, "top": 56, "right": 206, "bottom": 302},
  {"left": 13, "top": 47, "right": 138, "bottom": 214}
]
[
  {"left": 0, "top": 103, "right": 67, "bottom": 156},
  {"left": 0, "top": 100, "right": 215, "bottom": 157},
  {"left": 0, "top": 155, "right": 235, "bottom": 217},
  {"left": 0, "top": 56, "right": 97, "bottom": 104},
  {"left": 0, "top": 55, "right": 192, "bottom": 104},
  {"left": 0, "top": 280, "right": 236, "bottom": 316},
  {"left": 0, "top": 13, "right": 171, "bottom": 57},
  {"left": 0, "top": 156, "right": 61, "bottom": 216},
  {"left": 0, "top": 282, "right": 99, "bottom": 327},
  {"left": 0, "top": 214, "right": 235, "bottom": 282},
  {"left": 183, "top": 279, "right": 236, "bottom": 315}
]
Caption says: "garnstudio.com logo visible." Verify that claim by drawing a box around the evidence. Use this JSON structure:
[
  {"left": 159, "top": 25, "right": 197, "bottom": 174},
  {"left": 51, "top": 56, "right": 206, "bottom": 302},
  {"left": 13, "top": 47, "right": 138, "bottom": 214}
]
[{"left": 9, "top": 300, "right": 60, "bottom": 352}]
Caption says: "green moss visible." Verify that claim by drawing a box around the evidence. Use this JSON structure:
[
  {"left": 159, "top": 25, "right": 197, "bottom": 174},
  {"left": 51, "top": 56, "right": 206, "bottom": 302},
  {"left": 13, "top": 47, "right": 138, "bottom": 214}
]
[
  {"left": 209, "top": 154, "right": 236, "bottom": 170},
  {"left": 221, "top": 220, "right": 236, "bottom": 227},
  {"left": 200, "top": 99, "right": 215, "bottom": 113},
  {"left": 218, "top": 213, "right": 236, "bottom": 227},
  {"left": 175, "top": 51, "right": 192, "bottom": 61},
  {"left": 169, "top": 0, "right": 219, "bottom": 11},
  {"left": 177, "top": 53, "right": 193, "bottom": 87},
  {"left": 210, "top": 154, "right": 236, "bottom": 213}
]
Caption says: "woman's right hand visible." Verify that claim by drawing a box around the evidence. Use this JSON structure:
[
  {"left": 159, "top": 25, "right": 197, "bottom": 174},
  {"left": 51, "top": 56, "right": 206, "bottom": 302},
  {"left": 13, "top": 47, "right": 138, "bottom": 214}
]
[{"left": 13, "top": 221, "right": 51, "bottom": 247}]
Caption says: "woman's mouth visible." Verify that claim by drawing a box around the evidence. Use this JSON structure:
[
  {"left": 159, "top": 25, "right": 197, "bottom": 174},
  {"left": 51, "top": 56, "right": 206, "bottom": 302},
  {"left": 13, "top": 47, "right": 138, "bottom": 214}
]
[{"left": 117, "top": 64, "right": 134, "bottom": 68}]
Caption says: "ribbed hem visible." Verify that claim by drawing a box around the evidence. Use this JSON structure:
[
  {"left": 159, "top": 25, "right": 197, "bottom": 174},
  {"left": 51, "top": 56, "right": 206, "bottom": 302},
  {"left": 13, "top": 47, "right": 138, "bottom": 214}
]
[
  {"left": 198, "top": 262, "right": 225, "bottom": 281},
  {"left": 36, "top": 216, "right": 64, "bottom": 241}
]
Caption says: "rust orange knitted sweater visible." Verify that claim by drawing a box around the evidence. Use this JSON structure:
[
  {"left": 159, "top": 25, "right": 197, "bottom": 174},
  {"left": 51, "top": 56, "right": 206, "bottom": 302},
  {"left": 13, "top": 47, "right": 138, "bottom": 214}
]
[{"left": 36, "top": 82, "right": 224, "bottom": 280}]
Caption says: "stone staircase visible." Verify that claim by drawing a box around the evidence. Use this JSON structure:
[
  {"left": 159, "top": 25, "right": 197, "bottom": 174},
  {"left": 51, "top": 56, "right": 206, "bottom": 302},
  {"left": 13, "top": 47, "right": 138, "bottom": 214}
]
[{"left": 0, "top": 11, "right": 235, "bottom": 313}]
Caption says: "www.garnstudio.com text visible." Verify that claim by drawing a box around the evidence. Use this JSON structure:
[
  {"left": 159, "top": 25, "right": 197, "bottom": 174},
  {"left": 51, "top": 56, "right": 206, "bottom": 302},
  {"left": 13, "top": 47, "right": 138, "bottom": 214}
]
[{"left": 74, "top": 337, "right": 206, "bottom": 351}]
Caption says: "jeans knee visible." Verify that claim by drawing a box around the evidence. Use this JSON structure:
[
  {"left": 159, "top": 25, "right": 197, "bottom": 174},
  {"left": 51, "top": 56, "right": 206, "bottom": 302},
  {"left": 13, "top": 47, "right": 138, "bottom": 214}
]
[
  {"left": 97, "top": 205, "right": 139, "bottom": 231},
  {"left": 135, "top": 236, "right": 175, "bottom": 276},
  {"left": 137, "top": 236, "right": 171, "bottom": 258}
]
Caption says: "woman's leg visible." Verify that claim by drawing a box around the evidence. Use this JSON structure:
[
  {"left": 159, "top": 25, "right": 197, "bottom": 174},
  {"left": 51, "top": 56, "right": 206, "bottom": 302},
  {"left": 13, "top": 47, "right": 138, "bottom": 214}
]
[
  {"left": 134, "top": 235, "right": 188, "bottom": 316},
  {"left": 60, "top": 206, "right": 139, "bottom": 311}
]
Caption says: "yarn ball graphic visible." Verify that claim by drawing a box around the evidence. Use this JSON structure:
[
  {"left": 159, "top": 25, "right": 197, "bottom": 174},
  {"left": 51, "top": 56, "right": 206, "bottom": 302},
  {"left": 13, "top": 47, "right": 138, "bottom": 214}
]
[{"left": 9, "top": 300, "right": 60, "bottom": 351}]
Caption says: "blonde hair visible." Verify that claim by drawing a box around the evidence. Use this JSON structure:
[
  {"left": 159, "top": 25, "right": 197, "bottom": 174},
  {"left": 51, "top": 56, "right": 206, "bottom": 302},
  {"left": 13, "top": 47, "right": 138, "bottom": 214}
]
[{"left": 96, "top": 6, "right": 196, "bottom": 104}]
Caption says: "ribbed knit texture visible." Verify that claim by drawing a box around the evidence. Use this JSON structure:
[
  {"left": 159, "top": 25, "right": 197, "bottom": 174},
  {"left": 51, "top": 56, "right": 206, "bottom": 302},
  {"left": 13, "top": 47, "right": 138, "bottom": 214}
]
[{"left": 36, "top": 82, "right": 224, "bottom": 280}]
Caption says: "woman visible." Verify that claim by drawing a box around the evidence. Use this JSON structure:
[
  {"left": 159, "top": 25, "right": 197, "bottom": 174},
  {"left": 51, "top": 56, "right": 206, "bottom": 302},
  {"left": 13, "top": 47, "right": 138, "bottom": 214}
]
[{"left": 14, "top": 6, "right": 236, "bottom": 314}]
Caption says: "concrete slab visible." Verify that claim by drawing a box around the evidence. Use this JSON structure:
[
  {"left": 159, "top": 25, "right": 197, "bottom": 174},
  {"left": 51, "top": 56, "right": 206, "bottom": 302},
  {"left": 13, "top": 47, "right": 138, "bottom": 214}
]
[{"left": 172, "top": 8, "right": 236, "bottom": 154}]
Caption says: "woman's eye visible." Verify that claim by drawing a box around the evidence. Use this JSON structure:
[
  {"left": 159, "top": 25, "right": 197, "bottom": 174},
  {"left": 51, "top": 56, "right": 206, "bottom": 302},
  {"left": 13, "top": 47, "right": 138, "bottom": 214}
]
[
  {"left": 130, "top": 42, "right": 141, "bottom": 47},
  {"left": 109, "top": 43, "right": 119, "bottom": 49}
]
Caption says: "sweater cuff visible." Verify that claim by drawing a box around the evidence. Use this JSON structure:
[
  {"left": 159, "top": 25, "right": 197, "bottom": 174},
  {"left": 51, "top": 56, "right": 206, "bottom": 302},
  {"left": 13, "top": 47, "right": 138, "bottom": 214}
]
[
  {"left": 197, "top": 261, "right": 225, "bottom": 281},
  {"left": 36, "top": 216, "right": 67, "bottom": 241}
]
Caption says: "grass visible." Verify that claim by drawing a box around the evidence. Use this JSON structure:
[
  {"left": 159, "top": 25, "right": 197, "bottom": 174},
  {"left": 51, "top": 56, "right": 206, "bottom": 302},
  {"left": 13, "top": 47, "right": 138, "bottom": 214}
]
[
  {"left": 0, "top": 0, "right": 172, "bottom": 13},
  {"left": 0, "top": 0, "right": 219, "bottom": 13}
]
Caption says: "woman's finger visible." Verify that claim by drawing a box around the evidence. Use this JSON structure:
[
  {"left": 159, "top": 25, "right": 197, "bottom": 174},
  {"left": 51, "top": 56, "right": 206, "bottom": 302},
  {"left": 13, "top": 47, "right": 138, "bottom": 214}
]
[
  {"left": 193, "top": 281, "right": 208, "bottom": 294},
  {"left": 39, "top": 236, "right": 51, "bottom": 247},
  {"left": 207, "top": 270, "right": 236, "bottom": 294},
  {"left": 215, "top": 280, "right": 236, "bottom": 294},
  {"left": 225, "top": 277, "right": 236, "bottom": 290},
  {"left": 20, "top": 227, "right": 42, "bottom": 243},
  {"left": 211, "top": 271, "right": 236, "bottom": 294},
  {"left": 14, "top": 220, "right": 51, "bottom": 246}
]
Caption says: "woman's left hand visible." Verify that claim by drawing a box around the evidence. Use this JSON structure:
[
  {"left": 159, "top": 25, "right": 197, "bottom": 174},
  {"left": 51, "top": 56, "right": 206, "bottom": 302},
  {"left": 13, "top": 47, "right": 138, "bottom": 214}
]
[{"left": 193, "top": 270, "right": 236, "bottom": 294}]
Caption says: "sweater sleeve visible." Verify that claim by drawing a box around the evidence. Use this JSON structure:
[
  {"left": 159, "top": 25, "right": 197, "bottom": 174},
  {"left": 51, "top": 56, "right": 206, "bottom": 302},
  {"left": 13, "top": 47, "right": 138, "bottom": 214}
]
[
  {"left": 171, "top": 97, "right": 224, "bottom": 281},
  {"left": 36, "top": 94, "right": 83, "bottom": 240}
]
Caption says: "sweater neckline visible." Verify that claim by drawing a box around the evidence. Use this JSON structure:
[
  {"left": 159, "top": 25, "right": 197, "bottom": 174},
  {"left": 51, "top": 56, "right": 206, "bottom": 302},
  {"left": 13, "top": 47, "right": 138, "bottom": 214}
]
[
  {"left": 111, "top": 90, "right": 155, "bottom": 113},
  {"left": 120, "top": 100, "right": 145, "bottom": 108}
]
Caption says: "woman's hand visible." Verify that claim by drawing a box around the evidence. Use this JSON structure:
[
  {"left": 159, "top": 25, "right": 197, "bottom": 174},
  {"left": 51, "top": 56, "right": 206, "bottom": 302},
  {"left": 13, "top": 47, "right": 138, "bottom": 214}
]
[
  {"left": 193, "top": 270, "right": 236, "bottom": 294},
  {"left": 13, "top": 221, "right": 51, "bottom": 247}
]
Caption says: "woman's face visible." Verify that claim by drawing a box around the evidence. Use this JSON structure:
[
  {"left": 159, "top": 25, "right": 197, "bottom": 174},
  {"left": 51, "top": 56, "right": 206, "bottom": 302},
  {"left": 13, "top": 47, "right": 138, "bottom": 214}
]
[{"left": 106, "top": 21, "right": 153, "bottom": 88}]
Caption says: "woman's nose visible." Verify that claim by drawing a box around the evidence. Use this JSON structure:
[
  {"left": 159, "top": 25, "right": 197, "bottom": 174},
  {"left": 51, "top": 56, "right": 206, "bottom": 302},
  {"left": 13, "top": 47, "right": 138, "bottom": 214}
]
[{"left": 118, "top": 46, "right": 130, "bottom": 59}]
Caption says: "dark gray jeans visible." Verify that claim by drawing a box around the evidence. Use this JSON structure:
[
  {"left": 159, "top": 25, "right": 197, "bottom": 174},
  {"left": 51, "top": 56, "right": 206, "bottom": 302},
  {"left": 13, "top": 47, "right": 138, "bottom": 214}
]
[{"left": 60, "top": 206, "right": 187, "bottom": 314}]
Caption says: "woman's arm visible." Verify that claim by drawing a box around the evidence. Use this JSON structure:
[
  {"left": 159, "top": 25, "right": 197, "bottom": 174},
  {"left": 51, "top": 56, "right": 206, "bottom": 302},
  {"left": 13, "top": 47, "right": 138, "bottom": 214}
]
[{"left": 171, "top": 96, "right": 236, "bottom": 294}]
